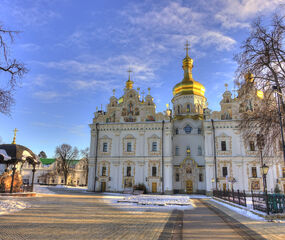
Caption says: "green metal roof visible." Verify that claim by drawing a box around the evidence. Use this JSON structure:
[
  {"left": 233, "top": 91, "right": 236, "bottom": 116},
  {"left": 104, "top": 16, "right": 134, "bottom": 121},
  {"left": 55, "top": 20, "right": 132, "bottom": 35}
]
[
  {"left": 40, "top": 158, "right": 80, "bottom": 166},
  {"left": 40, "top": 158, "right": 56, "bottom": 165}
]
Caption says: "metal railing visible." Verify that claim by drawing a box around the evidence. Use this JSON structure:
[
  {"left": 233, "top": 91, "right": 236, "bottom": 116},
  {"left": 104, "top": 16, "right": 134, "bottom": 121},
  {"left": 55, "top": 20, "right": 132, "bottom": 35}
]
[
  {"left": 213, "top": 189, "right": 247, "bottom": 207},
  {"left": 252, "top": 191, "right": 285, "bottom": 214}
]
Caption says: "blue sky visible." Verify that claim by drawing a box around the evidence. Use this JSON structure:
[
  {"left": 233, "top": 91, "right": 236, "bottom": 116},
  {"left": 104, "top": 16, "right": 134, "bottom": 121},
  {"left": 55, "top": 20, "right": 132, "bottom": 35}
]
[{"left": 0, "top": 0, "right": 284, "bottom": 157}]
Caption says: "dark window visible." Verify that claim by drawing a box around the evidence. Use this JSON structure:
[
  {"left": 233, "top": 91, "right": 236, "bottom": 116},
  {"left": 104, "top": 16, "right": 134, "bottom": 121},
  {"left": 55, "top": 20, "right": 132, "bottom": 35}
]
[
  {"left": 221, "top": 141, "right": 227, "bottom": 151},
  {"left": 184, "top": 125, "right": 192, "bottom": 134},
  {"left": 175, "top": 146, "right": 179, "bottom": 156},
  {"left": 52, "top": 179, "right": 55, "bottom": 183},
  {"left": 127, "top": 166, "right": 131, "bottom": 176},
  {"left": 37, "top": 179, "right": 39, "bottom": 183},
  {"left": 103, "top": 142, "right": 108, "bottom": 152},
  {"left": 282, "top": 167, "right": 285, "bottom": 178},
  {"left": 178, "top": 105, "right": 181, "bottom": 114},
  {"left": 249, "top": 141, "right": 255, "bottom": 151},
  {"left": 175, "top": 173, "right": 179, "bottom": 182},
  {"left": 152, "top": 167, "right": 157, "bottom": 176},
  {"left": 199, "top": 173, "right": 203, "bottom": 182},
  {"left": 61, "top": 180, "right": 64, "bottom": 184},
  {"left": 187, "top": 104, "right": 190, "bottom": 112},
  {"left": 175, "top": 128, "right": 179, "bottom": 135},
  {"left": 222, "top": 167, "right": 228, "bottom": 177},
  {"left": 152, "top": 142, "right": 157, "bottom": 152},
  {"left": 198, "top": 128, "right": 202, "bottom": 134},
  {"left": 102, "top": 166, "right": 106, "bottom": 176},
  {"left": 198, "top": 146, "right": 202, "bottom": 156},
  {"left": 252, "top": 167, "right": 257, "bottom": 178},
  {"left": 127, "top": 142, "right": 132, "bottom": 152}
]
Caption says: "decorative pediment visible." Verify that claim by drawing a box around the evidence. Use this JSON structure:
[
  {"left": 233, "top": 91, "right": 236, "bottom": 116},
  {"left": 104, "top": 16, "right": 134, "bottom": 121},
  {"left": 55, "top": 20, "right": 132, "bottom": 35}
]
[{"left": 123, "top": 134, "right": 135, "bottom": 139}]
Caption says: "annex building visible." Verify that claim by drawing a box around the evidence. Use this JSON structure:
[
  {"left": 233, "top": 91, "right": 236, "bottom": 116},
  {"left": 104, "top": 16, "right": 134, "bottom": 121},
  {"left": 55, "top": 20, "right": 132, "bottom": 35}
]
[{"left": 87, "top": 46, "right": 285, "bottom": 194}]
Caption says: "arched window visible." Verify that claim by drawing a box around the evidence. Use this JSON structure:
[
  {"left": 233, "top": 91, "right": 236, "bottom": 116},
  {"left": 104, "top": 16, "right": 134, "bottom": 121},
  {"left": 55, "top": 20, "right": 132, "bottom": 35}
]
[
  {"left": 187, "top": 104, "right": 190, "bottom": 113},
  {"left": 177, "top": 105, "right": 181, "bottom": 114}
]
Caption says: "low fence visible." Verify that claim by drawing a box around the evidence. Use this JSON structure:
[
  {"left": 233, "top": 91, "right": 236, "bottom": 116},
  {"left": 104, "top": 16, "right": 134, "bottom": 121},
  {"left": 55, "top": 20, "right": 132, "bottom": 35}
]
[
  {"left": 213, "top": 189, "right": 247, "bottom": 207},
  {"left": 252, "top": 191, "right": 285, "bottom": 214}
]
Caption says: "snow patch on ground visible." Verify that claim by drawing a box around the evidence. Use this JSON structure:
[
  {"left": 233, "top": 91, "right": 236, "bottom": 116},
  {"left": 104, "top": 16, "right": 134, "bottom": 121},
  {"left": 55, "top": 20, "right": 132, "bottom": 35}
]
[
  {"left": 102, "top": 194, "right": 196, "bottom": 211},
  {"left": 0, "top": 198, "right": 30, "bottom": 215},
  {"left": 34, "top": 185, "right": 56, "bottom": 194},
  {"left": 211, "top": 198, "right": 266, "bottom": 221}
]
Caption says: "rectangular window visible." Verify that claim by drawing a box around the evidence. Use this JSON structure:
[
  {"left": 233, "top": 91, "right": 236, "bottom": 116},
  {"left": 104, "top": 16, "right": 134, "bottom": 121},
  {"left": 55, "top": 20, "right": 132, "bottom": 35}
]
[
  {"left": 152, "top": 142, "right": 157, "bottom": 152},
  {"left": 282, "top": 167, "right": 285, "bottom": 178},
  {"left": 175, "top": 173, "right": 179, "bottom": 182},
  {"left": 199, "top": 173, "right": 203, "bottom": 182},
  {"left": 221, "top": 141, "right": 227, "bottom": 151},
  {"left": 222, "top": 167, "right": 228, "bottom": 177},
  {"left": 127, "top": 166, "right": 131, "bottom": 176},
  {"left": 152, "top": 166, "right": 157, "bottom": 176},
  {"left": 198, "top": 146, "right": 202, "bottom": 156},
  {"left": 252, "top": 167, "right": 257, "bottom": 178},
  {"left": 175, "top": 146, "right": 179, "bottom": 156},
  {"left": 127, "top": 142, "right": 132, "bottom": 152},
  {"left": 249, "top": 141, "right": 255, "bottom": 151},
  {"left": 103, "top": 142, "right": 108, "bottom": 152},
  {"left": 175, "top": 128, "right": 179, "bottom": 135},
  {"left": 102, "top": 166, "right": 106, "bottom": 176},
  {"left": 198, "top": 128, "right": 202, "bottom": 134}
]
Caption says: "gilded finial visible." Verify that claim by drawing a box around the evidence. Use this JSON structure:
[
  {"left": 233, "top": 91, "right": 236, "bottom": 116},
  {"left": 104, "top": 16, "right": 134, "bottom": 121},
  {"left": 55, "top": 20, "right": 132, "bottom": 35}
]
[
  {"left": 127, "top": 67, "right": 132, "bottom": 81},
  {"left": 185, "top": 40, "right": 190, "bottom": 57},
  {"left": 147, "top": 87, "right": 151, "bottom": 95},
  {"left": 126, "top": 68, "right": 134, "bottom": 89},
  {"left": 225, "top": 83, "right": 228, "bottom": 91},
  {"left": 12, "top": 128, "right": 18, "bottom": 144}
]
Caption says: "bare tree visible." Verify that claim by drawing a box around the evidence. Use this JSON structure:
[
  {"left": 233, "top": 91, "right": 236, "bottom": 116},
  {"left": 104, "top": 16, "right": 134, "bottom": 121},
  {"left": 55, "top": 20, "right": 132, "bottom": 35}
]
[
  {"left": 0, "top": 24, "right": 27, "bottom": 115},
  {"left": 80, "top": 147, "right": 89, "bottom": 185},
  {"left": 38, "top": 151, "right": 47, "bottom": 159},
  {"left": 55, "top": 144, "right": 79, "bottom": 185},
  {"left": 235, "top": 13, "right": 285, "bottom": 152}
]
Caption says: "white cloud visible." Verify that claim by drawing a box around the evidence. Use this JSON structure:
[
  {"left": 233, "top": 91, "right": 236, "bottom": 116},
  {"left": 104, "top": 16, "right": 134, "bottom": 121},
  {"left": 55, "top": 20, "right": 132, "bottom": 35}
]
[
  {"left": 215, "top": 0, "right": 285, "bottom": 29},
  {"left": 0, "top": 0, "right": 60, "bottom": 27},
  {"left": 201, "top": 32, "right": 236, "bottom": 51},
  {"left": 33, "top": 90, "right": 70, "bottom": 101},
  {"left": 124, "top": 1, "right": 236, "bottom": 52}
]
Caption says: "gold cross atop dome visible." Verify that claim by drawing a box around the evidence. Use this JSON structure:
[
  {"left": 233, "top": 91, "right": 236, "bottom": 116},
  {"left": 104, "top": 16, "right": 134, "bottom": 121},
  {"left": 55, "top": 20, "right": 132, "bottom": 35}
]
[
  {"left": 12, "top": 128, "right": 18, "bottom": 144},
  {"left": 126, "top": 68, "right": 134, "bottom": 90},
  {"left": 185, "top": 40, "right": 190, "bottom": 57}
]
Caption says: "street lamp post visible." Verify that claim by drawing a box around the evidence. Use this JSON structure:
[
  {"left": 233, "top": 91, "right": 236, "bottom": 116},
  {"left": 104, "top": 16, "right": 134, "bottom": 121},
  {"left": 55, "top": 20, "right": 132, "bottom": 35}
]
[
  {"left": 272, "top": 86, "right": 285, "bottom": 164},
  {"left": 260, "top": 163, "right": 269, "bottom": 193},
  {"left": 260, "top": 163, "right": 269, "bottom": 215},
  {"left": 257, "top": 134, "right": 266, "bottom": 192}
]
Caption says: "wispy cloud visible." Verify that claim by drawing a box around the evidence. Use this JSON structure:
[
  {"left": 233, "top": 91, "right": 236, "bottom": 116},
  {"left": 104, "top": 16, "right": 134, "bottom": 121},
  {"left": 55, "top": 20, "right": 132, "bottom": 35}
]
[
  {"left": 0, "top": 0, "right": 60, "bottom": 27},
  {"left": 33, "top": 90, "right": 71, "bottom": 101},
  {"left": 214, "top": 0, "right": 285, "bottom": 29}
]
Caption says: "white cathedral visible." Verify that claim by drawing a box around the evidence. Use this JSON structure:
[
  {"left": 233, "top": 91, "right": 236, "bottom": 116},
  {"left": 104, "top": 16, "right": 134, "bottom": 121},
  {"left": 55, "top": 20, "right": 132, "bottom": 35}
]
[{"left": 87, "top": 47, "right": 285, "bottom": 195}]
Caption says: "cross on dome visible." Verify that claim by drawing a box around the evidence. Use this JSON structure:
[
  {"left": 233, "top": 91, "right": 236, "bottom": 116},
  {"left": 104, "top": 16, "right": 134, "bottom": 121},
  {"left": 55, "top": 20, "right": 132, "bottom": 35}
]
[{"left": 184, "top": 40, "right": 190, "bottom": 57}]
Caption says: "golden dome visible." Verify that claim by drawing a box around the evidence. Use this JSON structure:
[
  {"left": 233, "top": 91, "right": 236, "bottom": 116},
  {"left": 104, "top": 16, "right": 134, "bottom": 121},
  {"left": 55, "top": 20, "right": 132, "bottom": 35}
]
[{"left": 173, "top": 46, "right": 205, "bottom": 98}]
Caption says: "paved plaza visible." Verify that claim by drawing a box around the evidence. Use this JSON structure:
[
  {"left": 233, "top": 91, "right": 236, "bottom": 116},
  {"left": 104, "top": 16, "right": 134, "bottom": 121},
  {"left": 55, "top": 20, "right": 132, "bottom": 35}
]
[{"left": 0, "top": 189, "right": 285, "bottom": 240}]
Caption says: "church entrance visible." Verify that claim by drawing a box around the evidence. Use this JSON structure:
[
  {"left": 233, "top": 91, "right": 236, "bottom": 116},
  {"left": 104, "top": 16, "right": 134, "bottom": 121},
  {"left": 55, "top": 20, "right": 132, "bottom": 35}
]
[
  {"left": 152, "top": 182, "right": 157, "bottom": 193},
  {"left": 186, "top": 180, "right": 193, "bottom": 194},
  {"left": 101, "top": 182, "right": 106, "bottom": 192}
]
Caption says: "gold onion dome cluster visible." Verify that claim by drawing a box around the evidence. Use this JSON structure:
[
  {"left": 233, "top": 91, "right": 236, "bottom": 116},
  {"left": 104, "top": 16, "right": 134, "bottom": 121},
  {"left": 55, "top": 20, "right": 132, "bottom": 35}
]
[{"left": 173, "top": 51, "right": 205, "bottom": 98}]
